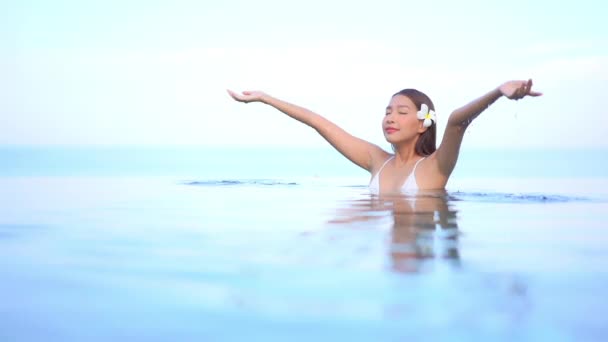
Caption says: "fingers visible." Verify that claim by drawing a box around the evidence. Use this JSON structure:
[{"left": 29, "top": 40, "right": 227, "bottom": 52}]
[
  {"left": 524, "top": 79, "right": 532, "bottom": 94},
  {"left": 519, "top": 83, "right": 528, "bottom": 99},
  {"left": 511, "top": 82, "right": 527, "bottom": 100},
  {"left": 522, "top": 79, "right": 542, "bottom": 97},
  {"left": 511, "top": 79, "right": 542, "bottom": 100},
  {"left": 226, "top": 89, "right": 249, "bottom": 103},
  {"left": 226, "top": 89, "right": 237, "bottom": 99},
  {"left": 226, "top": 89, "right": 239, "bottom": 101},
  {"left": 526, "top": 79, "right": 542, "bottom": 96}
]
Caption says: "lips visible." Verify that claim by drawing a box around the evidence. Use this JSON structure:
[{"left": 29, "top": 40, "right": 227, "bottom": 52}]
[{"left": 385, "top": 127, "right": 399, "bottom": 134}]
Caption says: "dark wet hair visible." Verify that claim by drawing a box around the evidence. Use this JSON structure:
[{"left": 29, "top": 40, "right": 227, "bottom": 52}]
[{"left": 392, "top": 89, "right": 437, "bottom": 156}]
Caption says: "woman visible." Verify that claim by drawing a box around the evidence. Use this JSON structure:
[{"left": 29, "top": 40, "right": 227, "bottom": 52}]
[{"left": 228, "top": 80, "right": 541, "bottom": 195}]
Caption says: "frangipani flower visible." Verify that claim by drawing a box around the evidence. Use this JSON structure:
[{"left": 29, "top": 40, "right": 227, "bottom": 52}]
[{"left": 417, "top": 103, "right": 436, "bottom": 128}]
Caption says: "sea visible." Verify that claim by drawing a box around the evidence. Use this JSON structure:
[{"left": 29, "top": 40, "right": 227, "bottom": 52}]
[{"left": 1, "top": 145, "right": 608, "bottom": 341}]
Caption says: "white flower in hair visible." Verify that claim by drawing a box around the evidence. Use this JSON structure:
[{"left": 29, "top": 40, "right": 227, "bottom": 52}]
[{"left": 417, "top": 103, "right": 436, "bottom": 128}]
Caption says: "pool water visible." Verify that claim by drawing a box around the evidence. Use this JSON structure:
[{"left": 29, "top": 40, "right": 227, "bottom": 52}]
[{"left": 1, "top": 173, "right": 607, "bottom": 341}]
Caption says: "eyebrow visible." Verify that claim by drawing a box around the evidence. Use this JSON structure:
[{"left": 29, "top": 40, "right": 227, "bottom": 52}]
[{"left": 386, "top": 105, "right": 410, "bottom": 110}]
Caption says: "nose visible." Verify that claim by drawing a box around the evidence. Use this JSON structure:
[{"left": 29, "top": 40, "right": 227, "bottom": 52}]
[{"left": 385, "top": 113, "right": 395, "bottom": 124}]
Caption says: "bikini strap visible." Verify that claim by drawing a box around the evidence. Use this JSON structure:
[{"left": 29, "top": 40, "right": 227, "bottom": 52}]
[
  {"left": 412, "top": 157, "right": 426, "bottom": 174},
  {"left": 377, "top": 156, "right": 394, "bottom": 174}
]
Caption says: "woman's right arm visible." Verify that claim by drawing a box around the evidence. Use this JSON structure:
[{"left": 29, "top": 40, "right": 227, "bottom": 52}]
[{"left": 227, "top": 90, "right": 387, "bottom": 172}]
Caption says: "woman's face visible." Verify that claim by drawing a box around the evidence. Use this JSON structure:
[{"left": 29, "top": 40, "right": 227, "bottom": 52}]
[{"left": 383, "top": 95, "right": 424, "bottom": 144}]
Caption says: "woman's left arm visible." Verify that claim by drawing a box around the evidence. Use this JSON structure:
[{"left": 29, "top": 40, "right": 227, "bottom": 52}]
[{"left": 432, "top": 79, "right": 542, "bottom": 177}]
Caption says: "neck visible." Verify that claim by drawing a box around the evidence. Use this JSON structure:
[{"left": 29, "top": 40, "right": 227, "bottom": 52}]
[{"left": 392, "top": 142, "right": 421, "bottom": 166}]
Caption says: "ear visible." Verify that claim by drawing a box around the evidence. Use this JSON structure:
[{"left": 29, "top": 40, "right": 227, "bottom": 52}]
[{"left": 417, "top": 121, "right": 428, "bottom": 134}]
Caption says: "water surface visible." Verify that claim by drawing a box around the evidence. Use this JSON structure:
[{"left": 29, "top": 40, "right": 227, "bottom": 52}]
[{"left": 1, "top": 147, "right": 608, "bottom": 341}]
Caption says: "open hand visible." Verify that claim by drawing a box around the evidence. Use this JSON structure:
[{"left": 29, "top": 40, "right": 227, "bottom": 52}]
[
  {"left": 227, "top": 89, "right": 267, "bottom": 103},
  {"left": 499, "top": 79, "right": 542, "bottom": 100}
]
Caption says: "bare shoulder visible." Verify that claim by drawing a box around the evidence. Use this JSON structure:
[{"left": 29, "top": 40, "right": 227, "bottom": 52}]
[
  {"left": 368, "top": 147, "right": 392, "bottom": 175},
  {"left": 416, "top": 152, "right": 449, "bottom": 189}
]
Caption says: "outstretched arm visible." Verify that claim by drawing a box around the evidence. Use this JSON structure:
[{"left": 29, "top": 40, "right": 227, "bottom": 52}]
[
  {"left": 433, "top": 79, "right": 542, "bottom": 177},
  {"left": 227, "top": 90, "right": 386, "bottom": 172}
]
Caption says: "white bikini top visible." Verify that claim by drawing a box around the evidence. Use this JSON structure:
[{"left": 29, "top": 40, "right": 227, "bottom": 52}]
[{"left": 369, "top": 156, "right": 426, "bottom": 195}]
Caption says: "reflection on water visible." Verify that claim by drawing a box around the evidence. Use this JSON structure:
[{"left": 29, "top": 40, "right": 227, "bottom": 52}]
[
  {"left": 388, "top": 192, "right": 460, "bottom": 273},
  {"left": 2, "top": 177, "right": 608, "bottom": 340},
  {"left": 330, "top": 190, "right": 460, "bottom": 274}
]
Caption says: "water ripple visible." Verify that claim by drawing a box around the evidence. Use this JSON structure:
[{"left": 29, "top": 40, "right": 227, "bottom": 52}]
[
  {"left": 448, "top": 191, "right": 593, "bottom": 203},
  {"left": 183, "top": 179, "right": 299, "bottom": 187}
]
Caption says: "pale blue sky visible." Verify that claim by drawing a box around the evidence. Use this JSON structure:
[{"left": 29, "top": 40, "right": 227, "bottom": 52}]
[{"left": 2, "top": 0, "right": 607, "bottom": 148}]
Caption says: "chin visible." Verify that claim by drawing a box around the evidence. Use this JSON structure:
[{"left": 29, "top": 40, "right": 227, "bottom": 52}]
[{"left": 384, "top": 135, "right": 400, "bottom": 144}]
